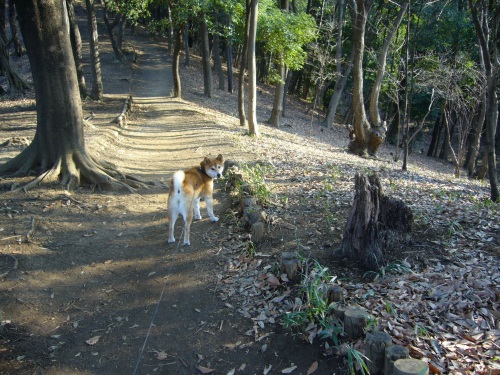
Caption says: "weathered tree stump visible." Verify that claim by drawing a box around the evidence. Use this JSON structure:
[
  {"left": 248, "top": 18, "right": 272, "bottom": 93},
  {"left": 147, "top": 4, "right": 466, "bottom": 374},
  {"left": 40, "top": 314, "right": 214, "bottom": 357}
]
[
  {"left": 384, "top": 345, "right": 409, "bottom": 375},
  {"left": 251, "top": 222, "right": 265, "bottom": 243},
  {"left": 332, "top": 303, "right": 348, "bottom": 320},
  {"left": 327, "top": 286, "right": 345, "bottom": 304},
  {"left": 393, "top": 358, "right": 429, "bottom": 375},
  {"left": 334, "top": 173, "right": 413, "bottom": 271},
  {"left": 365, "top": 331, "right": 393, "bottom": 375},
  {"left": 281, "top": 252, "right": 301, "bottom": 281},
  {"left": 343, "top": 307, "right": 371, "bottom": 339}
]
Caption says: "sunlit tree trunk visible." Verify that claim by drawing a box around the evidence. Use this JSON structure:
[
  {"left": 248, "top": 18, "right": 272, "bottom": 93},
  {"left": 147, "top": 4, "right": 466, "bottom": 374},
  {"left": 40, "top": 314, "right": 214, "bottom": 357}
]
[
  {"left": 66, "top": 0, "right": 87, "bottom": 99},
  {"left": 247, "top": 0, "right": 259, "bottom": 136},
  {"left": 238, "top": 0, "right": 251, "bottom": 127},
  {"left": 85, "top": 0, "right": 103, "bottom": 100},
  {"left": 200, "top": 16, "right": 213, "bottom": 98},
  {"left": 172, "top": 27, "right": 182, "bottom": 98}
]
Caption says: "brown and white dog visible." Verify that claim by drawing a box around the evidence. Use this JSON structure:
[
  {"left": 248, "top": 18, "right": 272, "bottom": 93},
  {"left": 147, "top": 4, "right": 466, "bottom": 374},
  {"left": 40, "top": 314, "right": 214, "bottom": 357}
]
[{"left": 167, "top": 154, "right": 224, "bottom": 245}]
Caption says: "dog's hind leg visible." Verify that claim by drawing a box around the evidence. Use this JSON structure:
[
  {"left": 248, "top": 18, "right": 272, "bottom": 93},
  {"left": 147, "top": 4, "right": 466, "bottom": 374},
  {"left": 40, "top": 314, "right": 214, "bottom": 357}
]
[
  {"left": 183, "top": 206, "right": 194, "bottom": 246},
  {"left": 168, "top": 210, "right": 177, "bottom": 243},
  {"left": 205, "top": 196, "right": 219, "bottom": 222},
  {"left": 193, "top": 197, "right": 202, "bottom": 220}
]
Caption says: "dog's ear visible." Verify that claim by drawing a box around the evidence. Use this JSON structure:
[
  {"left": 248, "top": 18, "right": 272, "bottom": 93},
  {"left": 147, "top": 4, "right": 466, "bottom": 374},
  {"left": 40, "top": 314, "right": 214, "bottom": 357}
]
[
  {"left": 216, "top": 154, "right": 224, "bottom": 162},
  {"left": 202, "top": 157, "right": 211, "bottom": 167}
]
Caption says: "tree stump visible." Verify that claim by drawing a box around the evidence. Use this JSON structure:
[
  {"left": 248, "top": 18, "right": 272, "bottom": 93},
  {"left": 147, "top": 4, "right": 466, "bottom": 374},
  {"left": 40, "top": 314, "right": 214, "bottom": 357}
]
[
  {"left": 332, "top": 303, "right": 348, "bottom": 320},
  {"left": 384, "top": 345, "right": 409, "bottom": 375},
  {"left": 343, "top": 307, "right": 371, "bottom": 339},
  {"left": 251, "top": 222, "right": 265, "bottom": 243},
  {"left": 281, "top": 252, "right": 301, "bottom": 281},
  {"left": 334, "top": 173, "right": 413, "bottom": 271},
  {"left": 393, "top": 358, "right": 429, "bottom": 375},
  {"left": 327, "top": 286, "right": 345, "bottom": 303},
  {"left": 365, "top": 331, "right": 392, "bottom": 375}
]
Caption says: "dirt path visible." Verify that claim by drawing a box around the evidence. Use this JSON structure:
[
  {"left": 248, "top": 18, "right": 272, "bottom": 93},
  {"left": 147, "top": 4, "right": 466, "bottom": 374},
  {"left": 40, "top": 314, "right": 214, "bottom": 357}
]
[{"left": 0, "top": 30, "right": 337, "bottom": 375}]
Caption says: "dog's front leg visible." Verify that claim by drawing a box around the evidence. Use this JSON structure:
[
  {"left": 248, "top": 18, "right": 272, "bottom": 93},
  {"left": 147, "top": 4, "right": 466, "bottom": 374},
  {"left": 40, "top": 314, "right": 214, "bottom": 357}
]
[
  {"left": 193, "top": 198, "right": 202, "bottom": 220},
  {"left": 205, "top": 196, "right": 219, "bottom": 222}
]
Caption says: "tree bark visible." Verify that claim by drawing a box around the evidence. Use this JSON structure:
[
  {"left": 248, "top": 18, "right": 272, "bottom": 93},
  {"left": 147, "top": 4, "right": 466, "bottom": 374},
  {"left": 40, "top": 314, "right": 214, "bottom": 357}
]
[
  {"left": 172, "top": 27, "right": 182, "bottom": 98},
  {"left": 1, "top": 0, "right": 142, "bottom": 191},
  {"left": 247, "top": 0, "right": 259, "bottom": 136},
  {"left": 238, "top": 0, "right": 251, "bottom": 127},
  {"left": 334, "top": 173, "right": 412, "bottom": 271},
  {"left": 226, "top": 34, "right": 234, "bottom": 93},
  {"left": 212, "top": 16, "right": 225, "bottom": 91},
  {"left": 85, "top": 0, "right": 103, "bottom": 100},
  {"left": 183, "top": 23, "right": 190, "bottom": 67},
  {"left": 8, "top": 0, "right": 23, "bottom": 56},
  {"left": 268, "top": 62, "right": 286, "bottom": 127},
  {"left": 200, "top": 17, "right": 213, "bottom": 98},
  {"left": 0, "top": 33, "right": 30, "bottom": 93},
  {"left": 102, "top": 8, "right": 126, "bottom": 62},
  {"left": 469, "top": 0, "right": 499, "bottom": 201},
  {"left": 66, "top": 0, "right": 87, "bottom": 99}
]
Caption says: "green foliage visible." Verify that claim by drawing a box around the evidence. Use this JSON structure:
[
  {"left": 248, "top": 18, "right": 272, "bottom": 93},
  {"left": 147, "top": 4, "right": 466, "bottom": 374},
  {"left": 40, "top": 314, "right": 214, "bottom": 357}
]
[
  {"left": 347, "top": 347, "right": 370, "bottom": 375},
  {"left": 283, "top": 259, "right": 344, "bottom": 346},
  {"left": 258, "top": 4, "right": 317, "bottom": 75},
  {"left": 235, "top": 163, "right": 274, "bottom": 205},
  {"left": 103, "top": 0, "right": 151, "bottom": 24},
  {"left": 362, "top": 261, "right": 412, "bottom": 281}
]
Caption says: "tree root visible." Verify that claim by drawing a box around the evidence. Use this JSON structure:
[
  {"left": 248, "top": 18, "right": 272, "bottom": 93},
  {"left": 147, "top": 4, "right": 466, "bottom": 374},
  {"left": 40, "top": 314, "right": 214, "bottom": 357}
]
[{"left": 2, "top": 147, "right": 152, "bottom": 192}]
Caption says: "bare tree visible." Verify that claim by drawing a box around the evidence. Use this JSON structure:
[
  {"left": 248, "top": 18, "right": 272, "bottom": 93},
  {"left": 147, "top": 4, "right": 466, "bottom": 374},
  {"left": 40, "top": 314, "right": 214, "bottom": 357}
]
[
  {"left": 85, "top": 0, "right": 103, "bottom": 100},
  {"left": 468, "top": 0, "right": 499, "bottom": 201}
]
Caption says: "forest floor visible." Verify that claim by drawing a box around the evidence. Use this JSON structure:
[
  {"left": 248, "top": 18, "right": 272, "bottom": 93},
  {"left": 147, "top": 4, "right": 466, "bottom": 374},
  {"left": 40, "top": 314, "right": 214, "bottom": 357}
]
[{"left": 1, "top": 8, "right": 499, "bottom": 375}]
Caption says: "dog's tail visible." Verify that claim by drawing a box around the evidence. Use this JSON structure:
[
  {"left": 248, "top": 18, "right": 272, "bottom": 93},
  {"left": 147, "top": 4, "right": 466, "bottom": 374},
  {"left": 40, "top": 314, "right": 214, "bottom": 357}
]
[{"left": 171, "top": 171, "right": 185, "bottom": 195}]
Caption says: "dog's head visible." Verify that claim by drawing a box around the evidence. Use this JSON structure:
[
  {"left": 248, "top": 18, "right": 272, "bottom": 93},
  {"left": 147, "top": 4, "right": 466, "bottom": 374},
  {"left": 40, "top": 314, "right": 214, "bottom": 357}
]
[{"left": 201, "top": 154, "right": 224, "bottom": 179}]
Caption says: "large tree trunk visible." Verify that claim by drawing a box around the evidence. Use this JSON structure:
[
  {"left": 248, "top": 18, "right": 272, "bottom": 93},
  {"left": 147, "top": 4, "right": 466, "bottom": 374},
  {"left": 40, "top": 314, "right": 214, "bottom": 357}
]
[
  {"left": 85, "top": 0, "right": 103, "bottom": 100},
  {"left": 200, "top": 17, "right": 213, "bottom": 98},
  {"left": 172, "top": 27, "right": 182, "bottom": 98},
  {"left": 334, "top": 174, "right": 413, "bottom": 271},
  {"left": 0, "top": 0, "right": 140, "bottom": 191},
  {"left": 247, "top": 0, "right": 259, "bottom": 136},
  {"left": 66, "top": 0, "right": 87, "bottom": 99},
  {"left": 238, "top": 0, "right": 251, "bottom": 127}
]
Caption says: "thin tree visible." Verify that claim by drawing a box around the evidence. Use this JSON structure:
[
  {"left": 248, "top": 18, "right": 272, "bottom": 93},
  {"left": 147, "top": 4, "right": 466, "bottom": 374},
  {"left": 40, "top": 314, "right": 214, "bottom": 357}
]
[
  {"left": 200, "top": 14, "right": 213, "bottom": 97},
  {"left": 468, "top": 0, "right": 499, "bottom": 201},
  {"left": 238, "top": 0, "right": 251, "bottom": 127},
  {"left": 8, "top": 0, "right": 23, "bottom": 56},
  {"left": 66, "top": 0, "right": 87, "bottom": 99},
  {"left": 0, "top": 0, "right": 141, "bottom": 190},
  {"left": 85, "top": 0, "right": 104, "bottom": 100},
  {"left": 247, "top": 0, "right": 259, "bottom": 136}
]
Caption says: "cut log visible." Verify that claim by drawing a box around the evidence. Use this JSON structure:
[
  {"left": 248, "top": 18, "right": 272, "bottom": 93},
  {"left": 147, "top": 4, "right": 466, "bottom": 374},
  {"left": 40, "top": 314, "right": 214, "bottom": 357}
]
[
  {"left": 327, "top": 286, "right": 345, "bottom": 303},
  {"left": 343, "top": 307, "right": 371, "bottom": 339},
  {"left": 334, "top": 173, "right": 413, "bottom": 271},
  {"left": 281, "top": 252, "right": 301, "bottom": 281},
  {"left": 393, "top": 358, "right": 429, "bottom": 375},
  {"left": 365, "top": 331, "right": 392, "bottom": 375},
  {"left": 251, "top": 222, "right": 265, "bottom": 243},
  {"left": 384, "top": 345, "right": 409, "bottom": 375}
]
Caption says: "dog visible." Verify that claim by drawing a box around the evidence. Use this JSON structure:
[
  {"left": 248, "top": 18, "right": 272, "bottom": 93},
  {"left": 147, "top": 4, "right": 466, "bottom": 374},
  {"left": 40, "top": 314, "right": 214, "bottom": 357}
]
[{"left": 167, "top": 154, "right": 224, "bottom": 245}]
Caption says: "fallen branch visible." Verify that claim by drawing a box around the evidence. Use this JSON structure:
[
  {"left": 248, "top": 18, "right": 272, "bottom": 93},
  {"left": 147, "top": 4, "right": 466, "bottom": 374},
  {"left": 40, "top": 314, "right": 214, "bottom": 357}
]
[{"left": 111, "top": 95, "right": 133, "bottom": 128}]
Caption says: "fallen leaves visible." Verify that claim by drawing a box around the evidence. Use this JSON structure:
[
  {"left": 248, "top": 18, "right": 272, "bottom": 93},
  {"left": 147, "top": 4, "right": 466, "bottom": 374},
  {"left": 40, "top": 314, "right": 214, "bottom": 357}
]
[{"left": 85, "top": 336, "right": 100, "bottom": 345}]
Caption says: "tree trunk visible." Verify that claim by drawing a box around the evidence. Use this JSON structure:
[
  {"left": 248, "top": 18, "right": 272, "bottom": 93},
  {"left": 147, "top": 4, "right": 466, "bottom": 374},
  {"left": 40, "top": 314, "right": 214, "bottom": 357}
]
[
  {"left": 1, "top": 0, "right": 141, "bottom": 191},
  {"left": 85, "top": 0, "right": 103, "bottom": 100},
  {"left": 212, "top": 17, "right": 225, "bottom": 91},
  {"left": 66, "top": 0, "right": 87, "bottom": 99},
  {"left": 183, "top": 23, "right": 190, "bottom": 67},
  {"left": 200, "top": 17, "right": 213, "bottom": 98},
  {"left": 103, "top": 9, "right": 126, "bottom": 62},
  {"left": 226, "top": 34, "right": 234, "bottom": 93},
  {"left": 238, "top": 0, "right": 251, "bottom": 127},
  {"left": 0, "top": 33, "right": 30, "bottom": 93},
  {"left": 466, "top": 94, "right": 486, "bottom": 176},
  {"left": 469, "top": 0, "right": 499, "bottom": 201},
  {"left": 349, "top": 0, "right": 372, "bottom": 156},
  {"left": 268, "top": 62, "right": 286, "bottom": 127},
  {"left": 247, "top": 0, "right": 259, "bottom": 137},
  {"left": 172, "top": 27, "right": 182, "bottom": 98},
  {"left": 8, "top": 0, "right": 23, "bottom": 56},
  {"left": 334, "top": 173, "right": 413, "bottom": 271},
  {"left": 369, "top": 1, "right": 408, "bottom": 128}
]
